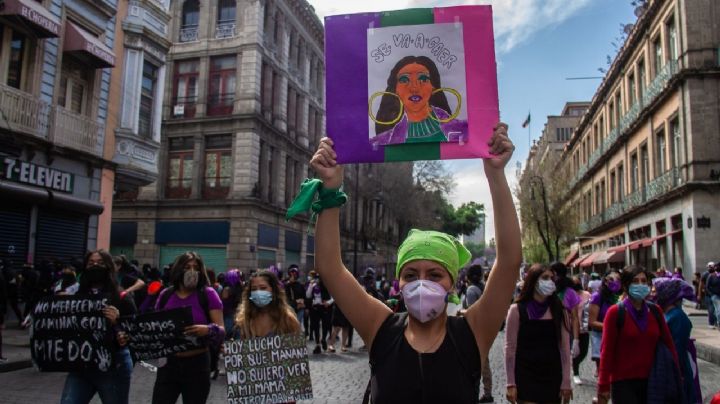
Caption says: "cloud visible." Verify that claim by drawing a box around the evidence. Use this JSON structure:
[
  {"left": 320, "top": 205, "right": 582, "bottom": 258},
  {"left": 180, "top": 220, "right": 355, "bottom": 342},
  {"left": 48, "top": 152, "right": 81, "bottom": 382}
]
[{"left": 309, "top": 0, "right": 593, "bottom": 53}]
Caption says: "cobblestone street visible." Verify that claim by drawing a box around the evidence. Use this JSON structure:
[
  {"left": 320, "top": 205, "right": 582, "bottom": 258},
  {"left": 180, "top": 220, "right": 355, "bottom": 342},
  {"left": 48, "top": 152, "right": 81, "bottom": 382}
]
[{"left": 2, "top": 331, "right": 719, "bottom": 403}]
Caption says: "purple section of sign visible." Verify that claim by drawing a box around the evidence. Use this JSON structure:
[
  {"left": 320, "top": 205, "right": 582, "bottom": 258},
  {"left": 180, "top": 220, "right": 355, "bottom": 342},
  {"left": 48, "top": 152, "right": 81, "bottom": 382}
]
[{"left": 325, "top": 13, "right": 384, "bottom": 164}]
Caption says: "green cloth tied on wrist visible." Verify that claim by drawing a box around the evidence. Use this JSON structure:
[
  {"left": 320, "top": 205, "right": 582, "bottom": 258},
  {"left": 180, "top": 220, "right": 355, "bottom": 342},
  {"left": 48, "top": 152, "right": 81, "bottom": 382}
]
[{"left": 285, "top": 179, "right": 347, "bottom": 229}]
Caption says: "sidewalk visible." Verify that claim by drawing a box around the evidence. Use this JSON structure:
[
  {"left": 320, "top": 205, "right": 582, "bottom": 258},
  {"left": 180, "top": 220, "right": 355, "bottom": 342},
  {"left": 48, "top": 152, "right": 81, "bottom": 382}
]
[{"left": 0, "top": 324, "right": 32, "bottom": 373}]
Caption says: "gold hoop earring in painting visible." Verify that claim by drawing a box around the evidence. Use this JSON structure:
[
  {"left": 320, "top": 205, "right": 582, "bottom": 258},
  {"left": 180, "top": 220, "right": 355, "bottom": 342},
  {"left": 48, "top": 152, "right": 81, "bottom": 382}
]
[
  {"left": 368, "top": 91, "right": 404, "bottom": 126},
  {"left": 428, "top": 88, "right": 462, "bottom": 123}
]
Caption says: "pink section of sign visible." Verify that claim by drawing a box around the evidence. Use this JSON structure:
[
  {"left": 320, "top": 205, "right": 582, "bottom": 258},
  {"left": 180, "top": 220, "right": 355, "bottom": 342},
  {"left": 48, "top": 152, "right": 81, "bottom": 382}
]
[{"left": 434, "top": 6, "right": 499, "bottom": 160}]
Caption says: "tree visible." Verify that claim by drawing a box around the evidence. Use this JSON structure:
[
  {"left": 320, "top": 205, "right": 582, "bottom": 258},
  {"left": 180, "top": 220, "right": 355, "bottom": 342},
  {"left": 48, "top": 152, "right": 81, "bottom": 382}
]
[
  {"left": 441, "top": 201, "right": 485, "bottom": 237},
  {"left": 464, "top": 241, "right": 486, "bottom": 259}
]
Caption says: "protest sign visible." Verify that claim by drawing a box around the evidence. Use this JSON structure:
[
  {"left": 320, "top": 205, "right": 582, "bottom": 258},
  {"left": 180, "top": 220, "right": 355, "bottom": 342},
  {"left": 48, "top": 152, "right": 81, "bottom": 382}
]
[
  {"left": 224, "top": 334, "right": 313, "bottom": 403},
  {"left": 326, "top": 6, "right": 499, "bottom": 163},
  {"left": 31, "top": 295, "right": 113, "bottom": 372},
  {"left": 119, "top": 307, "right": 202, "bottom": 361}
]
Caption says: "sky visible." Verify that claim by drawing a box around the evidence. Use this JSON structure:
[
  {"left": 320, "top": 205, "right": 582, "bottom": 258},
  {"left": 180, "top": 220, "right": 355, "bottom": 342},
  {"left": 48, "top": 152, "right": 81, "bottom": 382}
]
[{"left": 307, "top": 0, "right": 637, "bottom": 240}]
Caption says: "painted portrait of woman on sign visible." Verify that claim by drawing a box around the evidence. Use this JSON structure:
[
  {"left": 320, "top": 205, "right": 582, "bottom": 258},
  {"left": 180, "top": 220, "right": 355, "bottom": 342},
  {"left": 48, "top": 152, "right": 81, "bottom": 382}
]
[{"left": 368, "top": 23, "right": 469, "bottom": 147}]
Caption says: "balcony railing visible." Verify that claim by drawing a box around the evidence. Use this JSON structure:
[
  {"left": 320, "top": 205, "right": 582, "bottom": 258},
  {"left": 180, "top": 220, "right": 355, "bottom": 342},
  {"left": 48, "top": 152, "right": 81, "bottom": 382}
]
[
  {"left": 52, "top": 107, "right": 100, "bottom": 155},
  {"left": 215, "top": 21, "right": 236, "bottom": 39},
  {"left": 569, "top": 60, "right": 680, "bottom": 189},
  {"left": 646, "top": 167, "right": 679, "bottom": 201},
  {"left": 605, "top": 201, "right": 624, "bottom": 222},
  {"left": 643, "top": 60, "right": 678, "bottom": 107},
  {"left": 179, "top": 25, "right": 199, "bottom": 42},
  {"left": 0, "top": 84, "right": 51, "bottom": 140},
  {"left": 207, "top": 93, "right": 234, "bottom": 116}
]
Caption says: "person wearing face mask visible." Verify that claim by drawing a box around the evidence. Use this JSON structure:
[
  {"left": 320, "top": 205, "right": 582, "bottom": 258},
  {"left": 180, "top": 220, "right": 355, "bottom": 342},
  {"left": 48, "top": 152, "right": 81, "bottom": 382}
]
[
  {"left": 152, "top": 252, "right": 224, "bottom": 404},
  {"left": 653, "top": 277, "right": 701, "bottom": 403},
  {"left": 306, "top": 270, "right": 333, "bottom": 354},
  {"left": 289, "top": 123, "right": 520, "bottom": 402},
  {"left": 570, "top": 276, "right": 592, "bottom": 386},
  {"left": 587, "top": 269, "right": 621, "bottom": 379},
  {"left": 597, "top": 266, "right": 679, "bottom": 404},
  {"left": 232, "top": 271, "right": 300, "bottom": 339},
  {"left": 60, "top": 250, "right": 136, "bottom": 404},
  {"left": 504, "top": 264, "right": 572, "bottom": 404}
]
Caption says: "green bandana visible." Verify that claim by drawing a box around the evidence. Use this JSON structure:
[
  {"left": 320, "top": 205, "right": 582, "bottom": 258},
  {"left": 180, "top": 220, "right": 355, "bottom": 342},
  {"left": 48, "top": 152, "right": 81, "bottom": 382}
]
[
  {"left": 285, "top": 179, "right": 347, "bottom": 231},
  {"left": 395, "top": 229, "right": 471, "bottom": 282}
]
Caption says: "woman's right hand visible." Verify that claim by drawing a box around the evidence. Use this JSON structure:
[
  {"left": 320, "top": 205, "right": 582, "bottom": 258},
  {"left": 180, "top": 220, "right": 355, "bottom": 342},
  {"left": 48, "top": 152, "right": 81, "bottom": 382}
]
[
  {"left": 310, "top": 137, "right": 343, "bottom": 189},
  {"left": 506, "top": 386, "right": 517, "bottom": 403},
  {"left": 596, "top": 391, "right": 610, "bottom": 404}
]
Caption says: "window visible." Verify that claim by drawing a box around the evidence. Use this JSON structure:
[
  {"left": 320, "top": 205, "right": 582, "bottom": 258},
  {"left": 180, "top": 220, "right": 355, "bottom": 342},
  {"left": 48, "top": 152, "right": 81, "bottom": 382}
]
[
  {"left": 216, "top": 0, "right": 236, "bottom": 39},
  {"left": 58, "top": 55, "right": 92, "bottom": 115},
  {"left": 594, "top": 184, "right": 600, "bottom": 215},
  {"left": 628, "top": 73, "right": 636, "bottom": 106},
  {"left": 599, "top": 116, "right": 605, "bottom": 140},
  {"left": 630, "top": 153, "right": 639, "bottom": 192},
  {"left": 653, "top": 37, "right": 664, "bottom": 76},
  {"left": 615, "top": 93, "right": 622, "bottom": 121},
  {"left": 203, "top": 135, "right": 232, "bottom": 199},
  {"left": 670, "top": 118, "right": 681, "bottom": 169},
  {"left": 167, "top": 137, "right": 195, "bottom": 198},
  {"left": 208, "top": 55, "right": 236, "bottom": 116},
  {"left": 608, "top": 102, "right": 615, "bottom": 131},
  {"left": 173, "top": 59, "right": 199, "bottom": 118},
  {"left": 640, "top": 144, "right": 649, "bottom": 187},
  {"left": 666, "top": 17, "right": 678, "bottom": 60},
  {"left": 655, "top": 128, "right": 666, "bottom": 176},
  {"left": 261, "top": 63, "right": 273, "bottom": 118},
  {"left": 610, "top": 171, "right": 616, "bottom": 204},
  {"left": 180, "top": 0, "right": 199, "bottom": 42},
  {"left": 593, "top": 124, "right": 599, "bottom": 150},
  {"left": 285, "top": 156, "right": 295, "bottom": 204},
  {"left": 138, "top": 61, "right": 158, "bottom": 137},
  {"left": 637, "top": 59, "right": 646, "bottom": 100},
  {"left": 258, "top": 141, "right": 276, "bottom": 202},
  {"left": 6, "top": 30, "right": 27, "bottom": 89},
  {"left": 618, "top": 163, "right": 625, "bottom": 199},
  {"left": 286, "top": 86, "right": 297, "bottom": 137}
]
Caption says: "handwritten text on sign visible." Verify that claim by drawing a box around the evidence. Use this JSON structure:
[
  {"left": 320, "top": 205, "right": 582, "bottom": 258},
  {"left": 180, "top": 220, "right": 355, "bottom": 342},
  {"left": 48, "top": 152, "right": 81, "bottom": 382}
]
[
  {"left": 31, "top": 295, "right": 113, "bottom": 372},
  {"left": 224, "top": 334, "right": 312, "bottom": 403},
  {"left": 119, "top": 307, "right": 201, "bottom": 361}
]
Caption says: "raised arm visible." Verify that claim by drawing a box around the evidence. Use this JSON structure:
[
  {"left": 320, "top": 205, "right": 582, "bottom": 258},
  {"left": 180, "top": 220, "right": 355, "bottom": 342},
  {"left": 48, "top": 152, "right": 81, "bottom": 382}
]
[
  {"left": 311, "top": 138, "right": 392, "bottom": 348},
  {"left": 466, "top": 123, "right": 522, "bottom": 357}
]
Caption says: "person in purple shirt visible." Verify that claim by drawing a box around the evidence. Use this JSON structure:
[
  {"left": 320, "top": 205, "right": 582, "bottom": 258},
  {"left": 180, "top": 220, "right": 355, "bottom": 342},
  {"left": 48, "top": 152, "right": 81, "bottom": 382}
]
[
  {"left": 588, "top": 269, "right": 622, "bottom": 380},
  {"left": 152, "top": 252, "right": 224, "bottom": 404}
]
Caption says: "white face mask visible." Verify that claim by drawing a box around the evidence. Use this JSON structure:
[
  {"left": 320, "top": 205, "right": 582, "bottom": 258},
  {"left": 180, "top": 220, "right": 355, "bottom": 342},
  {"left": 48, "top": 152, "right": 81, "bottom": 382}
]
[
  {"left": 401, "top": 280, "right": 448, "bottom": 323},
  {"left": 183, "top": 270, "right": 199, "bottom": 289},
  {"left": 536, "top": 279, "right": 556, "bottom": 297}
]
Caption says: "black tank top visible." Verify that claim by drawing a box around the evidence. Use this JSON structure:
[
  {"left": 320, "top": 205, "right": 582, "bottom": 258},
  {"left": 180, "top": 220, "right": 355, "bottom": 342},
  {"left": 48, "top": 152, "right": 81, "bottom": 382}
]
[{"left": 369, "top": 313, "right": 481, "bottom": 403}]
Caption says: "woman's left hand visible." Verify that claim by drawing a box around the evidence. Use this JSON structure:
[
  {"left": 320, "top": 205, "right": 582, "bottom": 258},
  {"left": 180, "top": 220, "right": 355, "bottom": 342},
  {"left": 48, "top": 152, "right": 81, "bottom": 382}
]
[
  {"left": 103, "top": 305, "right": 120, "bottom": 325},
  {"left": 560, "top": 388, "right": 573, "bottom": 403},
  {"left": 484, "top": 122, "right": 514, "bottom": 171},
  {"left": 184, "top": 325, "right": 209, "bottom": 337}
]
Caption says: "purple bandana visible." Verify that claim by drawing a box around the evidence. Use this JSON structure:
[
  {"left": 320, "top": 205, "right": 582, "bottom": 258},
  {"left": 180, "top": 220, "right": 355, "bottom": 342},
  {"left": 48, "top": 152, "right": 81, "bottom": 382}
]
[
  {"left": 527, "top": 299, "right": 550, "bottom": 320},
  {"left": 622, "top": 297, "right": 649, "bottom": 332}
]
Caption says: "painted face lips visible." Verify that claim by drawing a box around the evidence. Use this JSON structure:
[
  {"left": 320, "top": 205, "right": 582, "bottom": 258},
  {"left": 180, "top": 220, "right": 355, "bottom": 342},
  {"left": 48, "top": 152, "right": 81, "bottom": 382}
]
[{"left": 409, "top": 95, "right": 423, "bottom": 103}]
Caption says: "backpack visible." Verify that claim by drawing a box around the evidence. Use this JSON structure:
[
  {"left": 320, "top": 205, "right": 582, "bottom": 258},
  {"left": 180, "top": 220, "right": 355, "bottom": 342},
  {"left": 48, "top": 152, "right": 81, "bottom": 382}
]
[
  {"left": 616, "top": 301, "right": 684, "bottom": 404},
  {"left": 157, "top": 286, "right": 212, "bottom": 325}
]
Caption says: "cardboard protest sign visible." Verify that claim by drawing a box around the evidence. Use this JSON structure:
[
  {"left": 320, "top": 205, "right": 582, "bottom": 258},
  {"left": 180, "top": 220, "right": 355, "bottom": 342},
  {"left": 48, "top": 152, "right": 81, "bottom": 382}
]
[
  {"left": 119, "top": 307, "right": 202, "bottom": 361},
  {"left": 326, "top": 6, "right": 499, "bottom": 163},
  {"left": 31, "top": 295, "right": 113, "bottom": 372},
  {"left": 224, "top": 334, "right": 312, "bottom": 403}
]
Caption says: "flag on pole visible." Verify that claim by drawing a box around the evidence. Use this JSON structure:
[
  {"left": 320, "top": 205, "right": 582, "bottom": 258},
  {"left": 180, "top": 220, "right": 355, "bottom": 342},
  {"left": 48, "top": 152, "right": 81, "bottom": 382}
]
[{"left": 522, "top": 113, "right": 531, "bottom": 128}]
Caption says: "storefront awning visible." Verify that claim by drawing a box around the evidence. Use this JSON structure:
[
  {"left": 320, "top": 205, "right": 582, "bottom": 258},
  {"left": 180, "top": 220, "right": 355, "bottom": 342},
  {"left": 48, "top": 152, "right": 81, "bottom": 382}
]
[
  {"left": 63, "top": 22, "right": 115, "bottom": 68},
  {"left": 594, "top": 250, "right": 625, "bottom": 265},
  {"left": 0, "top": 0, "right": 60, "bottom": 38},
  {"left": 563, "top": 250, "right": 579, "bottom": 266},
  {"left": 579, "top": 251, "right": 602, "bottom": 268},
  {"left": 0, "top": 180, "right": 104, "bottom": 214},
  {"left": 570, "top": 252, "right": 590, "bottom": 267}
]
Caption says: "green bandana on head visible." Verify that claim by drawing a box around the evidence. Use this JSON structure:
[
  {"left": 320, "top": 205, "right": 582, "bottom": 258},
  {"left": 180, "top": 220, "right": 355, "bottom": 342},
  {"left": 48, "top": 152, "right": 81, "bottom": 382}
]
[{"left": 395, "top": 229, "right": 472, "bottom": 282}]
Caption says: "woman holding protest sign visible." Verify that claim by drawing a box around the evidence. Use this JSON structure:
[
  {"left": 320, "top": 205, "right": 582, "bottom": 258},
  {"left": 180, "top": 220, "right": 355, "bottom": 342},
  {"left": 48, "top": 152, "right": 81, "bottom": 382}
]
[
  {"left": 151, "top": 252, "right": 225, "bottom": 404},
  {"left": 286, "top": 123, "right": 520, "bottom": 402},
  {"left": 60, "top": 249, "right": 136, "bottom": 404},
  {"left": 232, "top": 270, "right": 300, "bottom": 339}
]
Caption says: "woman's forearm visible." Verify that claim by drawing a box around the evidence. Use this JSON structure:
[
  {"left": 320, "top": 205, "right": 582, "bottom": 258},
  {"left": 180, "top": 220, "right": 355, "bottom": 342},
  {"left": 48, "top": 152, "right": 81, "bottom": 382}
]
[{"left": 315, "top": 208, "right": 343, "bottom": 274}]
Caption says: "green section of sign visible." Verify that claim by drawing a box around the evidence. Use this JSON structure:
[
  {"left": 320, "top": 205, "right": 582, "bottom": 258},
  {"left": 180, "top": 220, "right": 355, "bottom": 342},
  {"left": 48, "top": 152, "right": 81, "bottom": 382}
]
[{"left": 380, "top": 8, "right": 434, "bottom": 26}]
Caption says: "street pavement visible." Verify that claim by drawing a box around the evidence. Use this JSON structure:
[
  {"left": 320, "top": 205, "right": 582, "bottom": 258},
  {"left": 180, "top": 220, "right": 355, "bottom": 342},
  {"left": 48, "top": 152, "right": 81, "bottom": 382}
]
[{"left": 2, "top": 330, "right": 720, "bottom": 403}]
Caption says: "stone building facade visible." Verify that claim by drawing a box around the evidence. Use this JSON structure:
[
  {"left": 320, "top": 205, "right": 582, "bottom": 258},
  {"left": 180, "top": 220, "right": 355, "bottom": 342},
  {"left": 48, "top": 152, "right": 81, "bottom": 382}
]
[
  {"left": 111, "top": 0, "right": 402, "bottom": 274},
  {"left": 561, "top": 0, "right": 720, "bottom": 277},
  {"left": 0, "top": 0, "right": 120, "bottom": 265}
]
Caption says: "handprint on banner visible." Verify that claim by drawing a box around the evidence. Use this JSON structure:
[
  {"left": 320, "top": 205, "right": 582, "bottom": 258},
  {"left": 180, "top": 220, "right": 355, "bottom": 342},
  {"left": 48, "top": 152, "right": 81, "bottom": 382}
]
[{"left": 96, "top": 348, "right": 111, "bottom": 372}]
